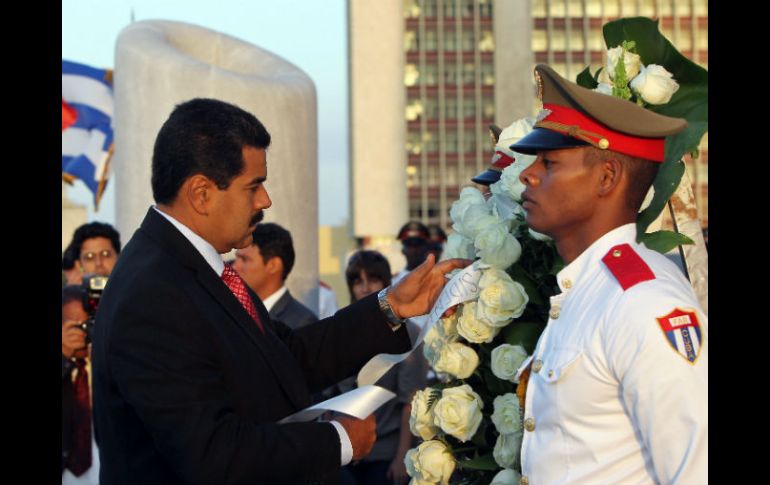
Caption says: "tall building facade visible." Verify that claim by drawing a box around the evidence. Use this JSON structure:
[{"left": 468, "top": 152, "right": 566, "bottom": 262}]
[
  {"left": 350, "top": 0, "right": 708, "bottom": 240},
  {"left": 349, "top": 0, "right": 532, "bottom": 238},
  {"left": 531, "top": 0, "right": 709, "bottom": 227}
]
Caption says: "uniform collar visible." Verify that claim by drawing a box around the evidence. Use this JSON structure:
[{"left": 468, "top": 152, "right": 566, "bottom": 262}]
[{"left": 556, "top": 223, "right": 637, "bottom": 293}]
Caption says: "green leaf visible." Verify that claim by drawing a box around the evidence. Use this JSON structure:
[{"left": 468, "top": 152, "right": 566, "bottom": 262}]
[
  {"left": 638, "top": 230, "right": 694, "bottom": 254},
  {"left": 508, "top": 264, "right": 544, "bottom": 306},
  {"left": 576, "top": 66, "right": 598, "bottom": 89},
  {"left": 636, "top": 158, "right": 685, "bottom": 235},
  {"left": 457, "top": 453, "right": 499, "bottom": 471},
  {"left": 502, "top": 322, "right": 545, "bottom": 354},
  {"left": 602, "top": 17, "right": 708, "bottom": 163}
]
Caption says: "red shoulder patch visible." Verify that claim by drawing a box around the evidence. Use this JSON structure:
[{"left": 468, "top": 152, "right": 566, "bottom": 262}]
[{"left": 601, "top": 243, "right": 655, "bottom": 291}]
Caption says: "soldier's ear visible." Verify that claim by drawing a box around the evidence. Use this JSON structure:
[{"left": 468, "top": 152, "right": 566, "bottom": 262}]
[
  {"left": 266, "top": 256, "right": 283, "bottom": 278},
  {"left": 186, "top": 175, "right": 215, "bottom": 215},
  {"left": 597, "top": 158, "right": 622, "bottom": 197}
]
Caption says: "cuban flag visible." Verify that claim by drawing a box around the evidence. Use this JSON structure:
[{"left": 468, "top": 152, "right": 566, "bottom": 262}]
[
  {"left": 62, "top": 60, "right": 114, "bottom": 209},
  {"left": 656, "top": 308, "right": 703, "bottom": 364}
]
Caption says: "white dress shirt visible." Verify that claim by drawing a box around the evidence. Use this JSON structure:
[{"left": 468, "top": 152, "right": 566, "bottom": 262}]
[
  {"left": 262, "top": 285, "right": 288, "bottom": 312},
  {"left": 152, "top": 207, "right": 353, "bottom": 465},
  {"left": 520, "top": 223, "right": 708, "bottom": 484}
]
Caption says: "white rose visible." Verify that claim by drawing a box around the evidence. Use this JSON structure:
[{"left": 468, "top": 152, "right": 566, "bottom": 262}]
[
  {"left": 630, "top": 64, "right": 680, "bottom": 105},
  {"left": 474, "top": 222, "right": 522, "bottom": 269},
  {"left": 606, "top": 46, "right": 641, "bottom": 80},
  {"left": 442, "top": 232, "right": 476, "bottom": 261},
  {"left": 433, "top": 384, "right": 484, "bottom": 442},
  {"left": 409, "top": 388, "right": 441, "bottom": 440},
  {"left": 491, "top": 344, "right": 529, "bottom": 382},
  {"left": 454, "top": 207, "right": 497, "bottom": 240},
  {"left": 434, "top": 341, "right": 480, "bottom": 379},
  {"left": 491, "top": 467, "right": 523, "bottom": 485},
  {"left": 405, "top": 440, "right": 456, "bottom": 484},
  {"left": 493, "top": 432, "right": 523, "bottom": 469},
  {"left": 496, "top": 116, "right": 537, "bottom": 149},
  {"left": 593, "top": 82, "right": 613, "bottom": 95},
  {"left": 449, "top": 187, "right": 488, "bottom": 236},
  {"left": 457, "top": 301, "right": 500, "bottom": 344},
  {"left": 423, "top": 325, "right": 443, "bottom": 366},
  {"left": 490, "top": 152, "right": 537, "bottom": 203},
  {"left": 491, "top": 393, "right": 523, "bottom": 434},
  {"left": 477, "top": 269, "right": 529, "bottom": 326},
  {"left": 528, "top": 228, "right": 552, "bottom": 241},
  {"left": 437, "top": 313, "right": 459, "bottom": 340}
]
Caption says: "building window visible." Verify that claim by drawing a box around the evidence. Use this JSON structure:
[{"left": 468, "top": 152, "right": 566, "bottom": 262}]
[
  {"left": 406, "top": 132, "right": 423, "bottom": 155},
  {"left": 481, "top": 62, "right": 494, "bottom": 85},
  {"left": 445, "top": 97, "right": 458, "bottom": 120},
  {"left": 463, "top": 134, "right": 476, "bottom": 154},
  {"left": 444, "top": 0, "right": 457, "bottom": 19},
  {"left": 479, "top": 30, "right": 495, "bottom": 52},
  {"left": 425, "top": 30, "right": 438, "bottom": 51},
  {"left": 479, "top": 0, "right": 493, "bottom": 18},
  {"left": 406, "top": 165, "right": 419, "bottom": 188},
  {"left": 445, "top": 130, "right": 458, "bottom": 153},
  {"left": 424, "top": 131, "right": 438, "bottom": 153},
  {"left": 405, "top": 30, "right": 419, "bottom": 52},
  {"left": 444, "top": 28, "right": 458, "bottom": 51},
  {"left": 462, "top": 30, "right": 475, "bottom": 51},
  {"left": 424, "top": 64, "right": 438, "bottom": 85},
  {"left": 423, "top": 0, "right": 438, "bottom": 17},
  {"left": 482, "top": 96, "right": 494, "bottom": 119},
  {"left": 444, "top": 64, "right": 459, "bottom": 85},
  {"left": 463, "top": 97, "right": 476, "bottom": 119},
  {"left": 405, "top": 63, "right": 420, "bottom": 87},
  {"left": 406, "top": 99, "right": 424, "bottom": 121},
  {"left": 463, "top": 62, "right": 476, "bottom": 85},
  {"left": 425, "top": 98, "right": 439, "bottom": 119}
]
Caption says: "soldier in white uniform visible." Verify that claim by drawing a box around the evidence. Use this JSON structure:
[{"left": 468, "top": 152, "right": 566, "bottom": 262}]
[{"left": 509, "top": 65, "right": 707, "bottom": 484}]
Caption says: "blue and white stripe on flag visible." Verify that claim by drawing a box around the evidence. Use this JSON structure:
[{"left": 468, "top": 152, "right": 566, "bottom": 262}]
[{"left": 62, "top": 60, "right": 114, "bottom": 209}]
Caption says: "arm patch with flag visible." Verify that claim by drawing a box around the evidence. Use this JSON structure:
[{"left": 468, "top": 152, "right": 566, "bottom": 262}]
[{"left": 62, "top": 60, "right": 114, "bottom": 209}]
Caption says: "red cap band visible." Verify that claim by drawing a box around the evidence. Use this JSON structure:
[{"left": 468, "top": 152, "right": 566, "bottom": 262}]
[
  {"left": 491, "top": 150, "right": 515, "bottom": 170},
  {"left": 542, "top": 103, "right": 666, "bottom": 162}
]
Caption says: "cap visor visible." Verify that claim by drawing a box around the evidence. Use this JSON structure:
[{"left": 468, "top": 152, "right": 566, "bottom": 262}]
[
  {"left": 510, "top": 127, "right": 589, "bottom": 154},
  {"left": 471, "top": 169, "right": 501, "bottom": 185}
]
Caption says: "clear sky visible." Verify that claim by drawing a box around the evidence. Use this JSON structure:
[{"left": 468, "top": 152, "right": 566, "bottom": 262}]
[{"left": 62, "top": 0, "right": 349, "bottom": 226}]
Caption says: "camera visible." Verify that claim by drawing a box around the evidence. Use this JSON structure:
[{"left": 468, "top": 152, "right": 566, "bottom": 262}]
[{"left": 80, "top": 275, "right": 108, "bottom": 343}]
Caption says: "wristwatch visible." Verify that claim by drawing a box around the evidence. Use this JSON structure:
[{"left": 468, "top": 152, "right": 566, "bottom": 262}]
[{"left": 377, "top": 287, "right": 406, "bottom": 331}]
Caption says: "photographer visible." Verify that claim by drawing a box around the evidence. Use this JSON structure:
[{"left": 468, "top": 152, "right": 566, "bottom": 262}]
[{"left": 62, "top": 284, "right": 99, "bottom": 484}]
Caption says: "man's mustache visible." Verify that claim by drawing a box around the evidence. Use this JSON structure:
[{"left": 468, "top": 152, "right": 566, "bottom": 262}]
[{"left": 250, "top": 210, "right": 264, "bottom": 226}]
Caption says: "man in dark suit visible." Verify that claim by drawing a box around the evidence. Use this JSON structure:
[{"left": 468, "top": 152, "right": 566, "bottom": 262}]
[
  {"left": 92, "top": 98, "right": 466, "bottom": 484},
  {"left": 233, "top": 222, "right": 317, "bottom": 329}
]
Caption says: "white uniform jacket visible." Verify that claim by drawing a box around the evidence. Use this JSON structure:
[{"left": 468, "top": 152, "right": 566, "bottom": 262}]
[{"left": 520, "top": 223, "right": 707, "bottom": 484}]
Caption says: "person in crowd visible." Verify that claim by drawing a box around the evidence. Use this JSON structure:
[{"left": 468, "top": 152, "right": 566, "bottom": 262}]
[
  {"left": 391, "top": 221, "right": 430, "bottom": 286},
  {"left": 425, "top": 225, "right": 447, "bottom": 262},
  {"left": 509, "top": 64, "right": 707, "bottom": 484},
  {"left": 318, "top": 280, "right": 339, "bottom": 319},
  {"left": 233, "top": 222, "right": 317, "bottom": 330},
  {"left": 92, "top": 98, "right": 467, "bottom": 484},
  {"left": 339, "top": 250, "right": 427, "bottom": 485},
  {"left": 69, "top": 222, "right": 121, "bottom": 277},
  {"left": 62, "top": 285, "right": 100, "bottom": 485},
  {"left": 62, "top": 244, "right": 82, "bottom": 286}
]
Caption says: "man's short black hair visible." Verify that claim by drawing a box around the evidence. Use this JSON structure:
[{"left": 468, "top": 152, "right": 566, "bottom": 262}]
[
  {"left": 62, "top": 285, "right": 86, "bottom": 307},
  {"left": 70, "top": 222, "right": 121, "bottom": 258},
  {"left": 345, "top": 250, "right": 392, "bottom": 303},
  {"left": 151, "top": 98, "right": 272, "bottom": 204},
  {"left": 251, "top": 223, "right": 295, "bottom": 282}
]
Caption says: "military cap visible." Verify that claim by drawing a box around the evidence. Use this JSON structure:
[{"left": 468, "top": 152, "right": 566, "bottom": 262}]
[
  {"left": 397, "top": 221, "right": 430, "bottom": 242},
  {"left": 511, "top": 64, "right": 687, "bottom": 162},
  {"left": 472, "top": 117, "right": 538, "bottom": 185}
]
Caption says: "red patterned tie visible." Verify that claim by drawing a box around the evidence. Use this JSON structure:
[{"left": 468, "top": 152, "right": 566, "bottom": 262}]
[
  {"left": 67, "top": 358, "right": 92, "bottom": 476},
  {"left": 221, "top": 264, "right": 265, "bottom": 333}
]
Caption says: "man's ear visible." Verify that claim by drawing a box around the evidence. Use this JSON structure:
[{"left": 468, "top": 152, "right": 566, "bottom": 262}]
[
  {"left": 597, "top": 158, "right": 623, "bottom": 197},
  {"left": 185, "top": 175, "right": 216, "bottom": 215},
  {"left": 266, "top": 256, "right": 284, "bottom": 278}
]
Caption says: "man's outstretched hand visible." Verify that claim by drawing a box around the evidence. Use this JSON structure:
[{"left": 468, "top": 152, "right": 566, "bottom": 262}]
[{"left": 388, "top": 255, "right": 472, "bottom": 319}]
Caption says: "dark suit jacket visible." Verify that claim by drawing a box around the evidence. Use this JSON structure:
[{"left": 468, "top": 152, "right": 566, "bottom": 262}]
[
  {"left": 92, "top": 208, "right": 410, "bottom": 485},
  {"left": 269, "top": 290, "right": 318, "bottom": 330}
]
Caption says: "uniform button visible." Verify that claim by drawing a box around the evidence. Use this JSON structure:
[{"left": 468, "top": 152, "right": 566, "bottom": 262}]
[
  {"left": 548, "top": 370, "right": 554, "bottom": 378},
  {"left": 612, "top": 249, "right": 622, "bottom": 257},
  {"left": 520, "top": 476, "right": 529, "bottom": 485},
  {"left": 549, "top": 308, "right": 560, "bottom": 319},
  {"left": 562, "top": 278, "right": 572, "bottom": 289},
  {"left": 524, "top": 417, "right": 536, "bottom": 432},
  {"left": 532, "top": 359, "right": 543, "bottom": 373}
]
